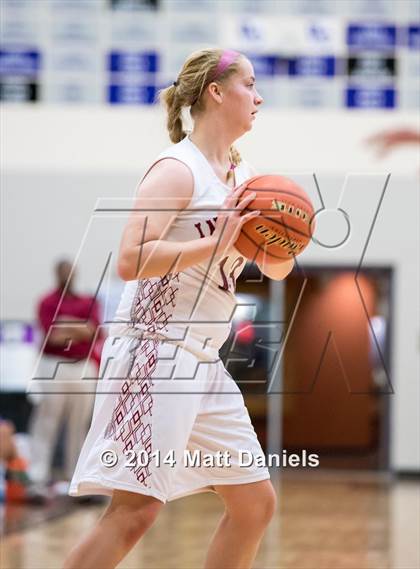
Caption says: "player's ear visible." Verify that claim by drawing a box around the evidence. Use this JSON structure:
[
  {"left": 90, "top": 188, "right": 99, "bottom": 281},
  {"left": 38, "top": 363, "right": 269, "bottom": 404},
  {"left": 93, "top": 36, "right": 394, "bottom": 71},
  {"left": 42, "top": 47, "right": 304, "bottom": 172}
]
[{"left": 208, "top": 82, "right": 223, "bottom": 104}]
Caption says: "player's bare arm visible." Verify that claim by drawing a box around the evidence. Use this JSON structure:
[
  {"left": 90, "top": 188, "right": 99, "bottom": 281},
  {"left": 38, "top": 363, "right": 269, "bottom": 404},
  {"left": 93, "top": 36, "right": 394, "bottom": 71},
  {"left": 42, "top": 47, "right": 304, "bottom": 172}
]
[{"left": 117, "top": 159, "right": 259, "bottom": 281}]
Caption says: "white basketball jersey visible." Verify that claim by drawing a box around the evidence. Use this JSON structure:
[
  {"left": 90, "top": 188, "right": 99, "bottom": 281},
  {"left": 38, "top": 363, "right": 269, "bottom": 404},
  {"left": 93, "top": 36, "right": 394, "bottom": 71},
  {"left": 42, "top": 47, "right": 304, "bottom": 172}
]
[{"left": 110, "top": 135, "right": 253, "bottom": 356}]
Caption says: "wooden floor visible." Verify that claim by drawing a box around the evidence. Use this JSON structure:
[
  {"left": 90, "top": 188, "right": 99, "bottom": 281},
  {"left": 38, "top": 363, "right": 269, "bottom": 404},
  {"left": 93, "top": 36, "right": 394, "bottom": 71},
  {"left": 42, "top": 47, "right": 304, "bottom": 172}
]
[{"left": 1, "top": 472, "right": 419, "bottom": 569}]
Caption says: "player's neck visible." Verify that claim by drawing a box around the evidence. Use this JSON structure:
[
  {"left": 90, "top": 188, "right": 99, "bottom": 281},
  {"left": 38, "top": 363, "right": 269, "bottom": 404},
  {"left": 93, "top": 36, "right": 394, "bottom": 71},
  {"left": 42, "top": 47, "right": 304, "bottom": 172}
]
[{"left": 189, "top": 123, "right": 235, "bottom": 171}]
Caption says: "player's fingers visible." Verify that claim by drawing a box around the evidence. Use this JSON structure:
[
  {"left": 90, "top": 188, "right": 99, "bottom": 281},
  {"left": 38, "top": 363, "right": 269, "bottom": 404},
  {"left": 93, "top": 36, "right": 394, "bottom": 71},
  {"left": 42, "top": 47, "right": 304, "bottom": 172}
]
[
  {"left": 235, "top": 192, "right": 257, "bottom": 211},
  {"left": 240, "top": 209, "right": 261, "bottom": 223},
  {"left": 225, "top": 186, "right": 251, "bottom": 205},
  {"left": 222, "top": 192, "right": 238, "bottom": 209},
  {"left": 227, "top": 185, "right": 246, "bottom": 201},
  {"left": 239, "top": 192, "right": 257, "bottom": 204},
  {"left": 233, "top": 184, "right": 247, "bottom": 195},
  {"left": 227, "top": 186, "right": 245, "bottom": 199}
]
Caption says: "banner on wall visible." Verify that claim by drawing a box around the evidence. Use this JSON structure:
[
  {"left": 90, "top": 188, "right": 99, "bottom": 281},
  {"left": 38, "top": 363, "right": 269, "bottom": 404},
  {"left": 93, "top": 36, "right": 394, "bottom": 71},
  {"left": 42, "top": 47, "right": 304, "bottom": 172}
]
[
  {"left": 347, "top": 55, "right": 396, "bottom": 78},
  {"left": 345, "top": 23, "right": 398, "bottom": 108},
  {"left": 288, "top": 56, "right": 336, "bottom": 77},
  {"left": 223, "top": 16, "right": 344, "bottom": 55},
  {"left": 0, "top": 48, "right": 40, "bottom": 102},
  {"left": 346, "top": 87, "right": 396, "bottom": 108},
  {"left": 0, "top": 1, "right": 418, "bottom": 110},
  {"left": 110, "top": 0, "right": 159, "bottom": 9},
  {"left": 107, "top": 50, "right": 158, "bottom": 104},
  {"left": 347, "top": 23, "right": 397, "bottom": 51}
]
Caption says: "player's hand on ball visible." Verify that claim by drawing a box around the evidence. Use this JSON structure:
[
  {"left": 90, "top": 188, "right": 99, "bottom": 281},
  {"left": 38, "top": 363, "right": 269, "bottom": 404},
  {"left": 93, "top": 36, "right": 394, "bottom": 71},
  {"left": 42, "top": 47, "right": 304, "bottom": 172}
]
[{"left": 210, "top": 187, "right": 260, "bottom": 254}]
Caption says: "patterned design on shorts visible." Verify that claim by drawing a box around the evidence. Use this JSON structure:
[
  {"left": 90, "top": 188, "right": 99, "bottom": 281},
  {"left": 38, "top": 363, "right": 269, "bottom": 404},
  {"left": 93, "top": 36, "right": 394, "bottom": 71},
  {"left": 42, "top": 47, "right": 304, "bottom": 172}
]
[
  {"left": 104, "top": 337, "right": 157, "bottom": 486},
  {"left": 130, "top": 273, "right": 180, "bottom": 334},
  {"left": 104, "top": 273, "right": 179, "bottom": 487}
]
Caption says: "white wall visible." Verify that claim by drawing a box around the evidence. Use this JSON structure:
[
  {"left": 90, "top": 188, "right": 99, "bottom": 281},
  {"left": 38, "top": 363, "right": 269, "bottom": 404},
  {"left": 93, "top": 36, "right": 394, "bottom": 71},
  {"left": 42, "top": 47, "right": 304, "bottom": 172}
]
[
  {"left": 1, "top": 106, "right": 419, "bottom": 472},
  {"left": 2, "top": 106, "right": 420, "bottom": 174}
]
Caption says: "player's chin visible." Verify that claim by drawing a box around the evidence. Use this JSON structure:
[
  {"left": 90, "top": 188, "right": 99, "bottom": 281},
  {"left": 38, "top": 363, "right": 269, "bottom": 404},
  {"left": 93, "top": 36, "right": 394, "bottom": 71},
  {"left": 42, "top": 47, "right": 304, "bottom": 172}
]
[
  {"left": 239, "top": 116, "right": 255, "bottom": 134},
  {"left": 245, "top": 118, "right": 254, "bottom": 131}
]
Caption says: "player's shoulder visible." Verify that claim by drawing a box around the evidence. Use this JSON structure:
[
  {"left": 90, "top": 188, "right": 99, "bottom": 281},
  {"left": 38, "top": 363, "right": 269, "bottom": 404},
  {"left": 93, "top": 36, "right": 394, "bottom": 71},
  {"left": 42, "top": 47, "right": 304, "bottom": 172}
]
[
  {"left": 148, "top": 156, "right": 192, "bottom": 180},
  {"left": 137, "top": 145, "right": 194, "bottom": 201}
]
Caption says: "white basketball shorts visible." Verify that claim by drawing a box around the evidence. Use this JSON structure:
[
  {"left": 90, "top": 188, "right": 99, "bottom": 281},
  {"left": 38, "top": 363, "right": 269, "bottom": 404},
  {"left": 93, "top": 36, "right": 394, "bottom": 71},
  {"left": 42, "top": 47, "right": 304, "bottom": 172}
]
[{"left": 69, "top": 334, "right": 270, "bottom": 503}]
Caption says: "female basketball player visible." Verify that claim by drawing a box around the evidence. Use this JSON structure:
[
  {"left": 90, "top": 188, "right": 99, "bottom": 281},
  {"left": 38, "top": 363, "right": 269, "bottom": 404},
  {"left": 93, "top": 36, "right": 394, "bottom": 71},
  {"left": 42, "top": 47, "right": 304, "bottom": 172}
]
[{"left": 64, "top": 48, "right": 294, "bottom": 569}]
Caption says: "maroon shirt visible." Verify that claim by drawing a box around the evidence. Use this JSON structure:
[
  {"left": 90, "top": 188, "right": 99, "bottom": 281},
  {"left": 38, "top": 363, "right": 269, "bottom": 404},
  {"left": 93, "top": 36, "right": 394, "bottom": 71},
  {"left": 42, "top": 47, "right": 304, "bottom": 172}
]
[{"left": 38, "top": 289, "right": 101, "bottom": 360}]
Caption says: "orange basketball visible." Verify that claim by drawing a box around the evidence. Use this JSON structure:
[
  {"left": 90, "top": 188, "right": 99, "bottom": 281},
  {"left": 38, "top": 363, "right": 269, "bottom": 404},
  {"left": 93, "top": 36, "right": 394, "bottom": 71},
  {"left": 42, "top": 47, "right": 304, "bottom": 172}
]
[{"left": 234, "top": 175, "right": 315, "bottom": 264}]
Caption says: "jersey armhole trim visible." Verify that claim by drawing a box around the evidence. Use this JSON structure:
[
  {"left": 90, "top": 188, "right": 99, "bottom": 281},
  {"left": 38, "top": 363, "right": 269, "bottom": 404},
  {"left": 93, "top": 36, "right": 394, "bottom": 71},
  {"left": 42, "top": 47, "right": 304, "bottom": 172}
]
[{"left": 137, "top": 156, "right": 196, "bottom": 214}]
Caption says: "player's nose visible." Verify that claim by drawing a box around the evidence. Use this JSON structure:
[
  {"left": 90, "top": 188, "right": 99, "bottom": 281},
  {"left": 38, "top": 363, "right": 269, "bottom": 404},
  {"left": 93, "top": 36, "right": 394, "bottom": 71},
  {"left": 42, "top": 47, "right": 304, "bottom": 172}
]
[{"left": 255, "top": 90, "right": 264, "bottom": 106}]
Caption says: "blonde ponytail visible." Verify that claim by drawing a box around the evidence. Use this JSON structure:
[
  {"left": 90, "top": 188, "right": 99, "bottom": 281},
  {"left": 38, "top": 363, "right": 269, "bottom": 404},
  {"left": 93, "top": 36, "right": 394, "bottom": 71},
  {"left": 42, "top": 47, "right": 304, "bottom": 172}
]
[
  {"left": 159, "top": 83, "right": 186, "bottom": 143},
  {"left": 226, "top": 145, "right": 242, "bottom": 184}
]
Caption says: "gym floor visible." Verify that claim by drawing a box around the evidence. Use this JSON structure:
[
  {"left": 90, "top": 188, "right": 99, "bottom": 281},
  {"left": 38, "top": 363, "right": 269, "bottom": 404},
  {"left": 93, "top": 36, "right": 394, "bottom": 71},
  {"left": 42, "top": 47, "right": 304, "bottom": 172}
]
[{"left": 1, "top": 471, "right": 419, "bottom": 569}]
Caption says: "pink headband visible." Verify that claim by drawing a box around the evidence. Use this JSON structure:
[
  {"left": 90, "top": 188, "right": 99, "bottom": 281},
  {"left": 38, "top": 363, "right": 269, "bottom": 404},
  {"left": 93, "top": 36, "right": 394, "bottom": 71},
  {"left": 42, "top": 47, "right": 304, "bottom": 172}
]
[{"left": 212, "top": 49, "right": 240, "bottom": 80}]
